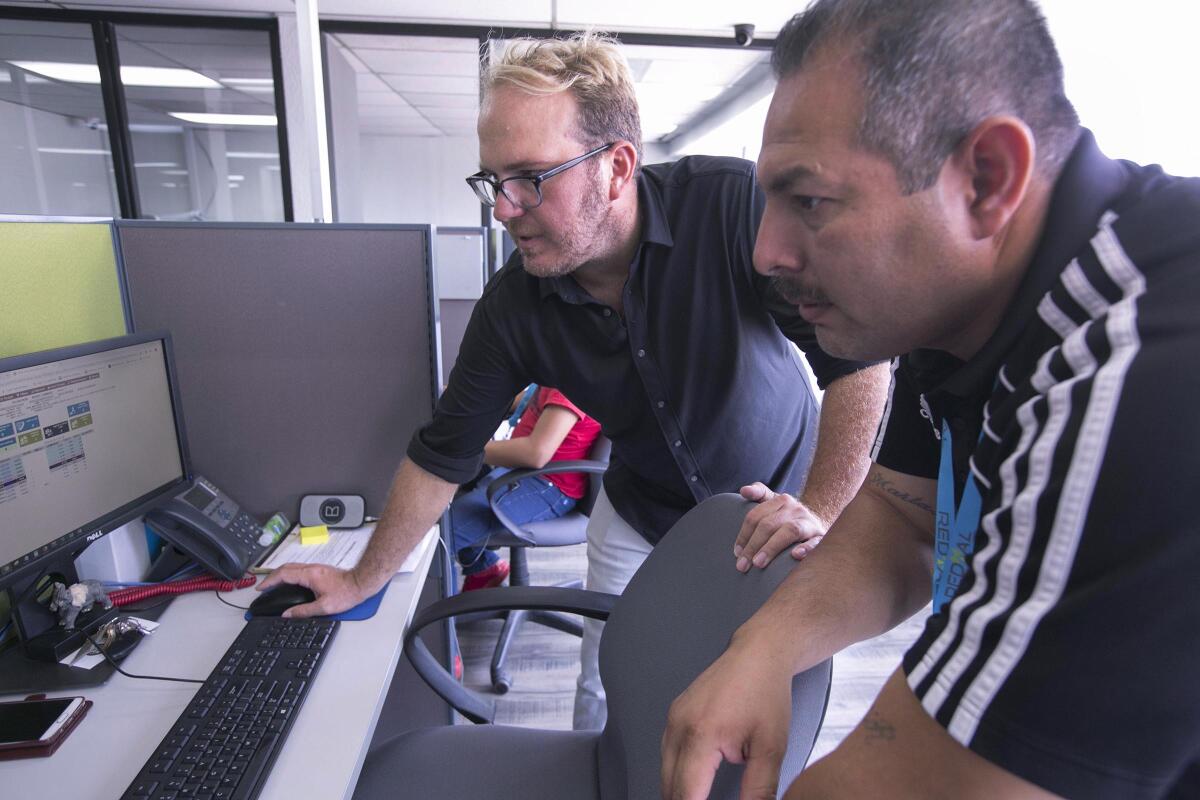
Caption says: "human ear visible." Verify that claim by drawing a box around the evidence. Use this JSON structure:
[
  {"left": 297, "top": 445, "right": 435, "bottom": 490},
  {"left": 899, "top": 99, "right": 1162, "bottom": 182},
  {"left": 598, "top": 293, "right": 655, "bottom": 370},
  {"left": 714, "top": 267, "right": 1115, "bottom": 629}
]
[
  {"left": 607, "top": 141, "right": 639, "bottom": 198},
  {"left": 955, "top": 117, "right": 1036, "bottom": 240}
]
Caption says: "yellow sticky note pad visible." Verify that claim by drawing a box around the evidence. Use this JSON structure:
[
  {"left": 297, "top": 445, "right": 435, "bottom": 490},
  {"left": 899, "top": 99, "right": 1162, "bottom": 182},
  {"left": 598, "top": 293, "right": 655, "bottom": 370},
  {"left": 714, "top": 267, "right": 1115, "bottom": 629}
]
[{"left": 299, "top": 524, "right": 329, "bottom": 545}]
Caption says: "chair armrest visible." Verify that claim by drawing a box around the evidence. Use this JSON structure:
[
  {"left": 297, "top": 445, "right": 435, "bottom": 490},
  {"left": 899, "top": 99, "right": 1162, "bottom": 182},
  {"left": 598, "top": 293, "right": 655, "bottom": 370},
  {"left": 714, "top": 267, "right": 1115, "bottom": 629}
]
[
  {"left": 404, "top": 586, "right": 618, "bottom": 724},
  {"left": 485, "top": 460, "right": 608, "bottom": 542}
]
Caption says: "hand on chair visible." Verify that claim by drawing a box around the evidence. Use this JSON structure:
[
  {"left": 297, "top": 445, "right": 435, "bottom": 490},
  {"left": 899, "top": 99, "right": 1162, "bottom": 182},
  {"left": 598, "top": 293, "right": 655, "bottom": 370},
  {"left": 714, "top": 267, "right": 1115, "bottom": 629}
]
[
  {"left": 734, "top": 483, "right": 828, "bottom": 572},
  {"left": 661, "top": 631, "right": 794, "bottom": 800}
]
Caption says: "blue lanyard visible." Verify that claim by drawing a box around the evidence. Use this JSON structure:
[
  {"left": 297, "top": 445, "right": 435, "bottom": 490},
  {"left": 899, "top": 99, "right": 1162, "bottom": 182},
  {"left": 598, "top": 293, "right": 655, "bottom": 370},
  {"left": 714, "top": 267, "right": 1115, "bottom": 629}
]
[{"left": 933, "top": 420, "right": 982, "bottom": 614}]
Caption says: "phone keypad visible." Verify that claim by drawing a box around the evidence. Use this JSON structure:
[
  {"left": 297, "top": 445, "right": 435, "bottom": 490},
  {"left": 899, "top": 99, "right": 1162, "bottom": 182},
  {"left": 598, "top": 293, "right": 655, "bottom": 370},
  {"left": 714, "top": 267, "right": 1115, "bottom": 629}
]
[{"left": 229, "top": 512, "right": 264, "bottom": 556}]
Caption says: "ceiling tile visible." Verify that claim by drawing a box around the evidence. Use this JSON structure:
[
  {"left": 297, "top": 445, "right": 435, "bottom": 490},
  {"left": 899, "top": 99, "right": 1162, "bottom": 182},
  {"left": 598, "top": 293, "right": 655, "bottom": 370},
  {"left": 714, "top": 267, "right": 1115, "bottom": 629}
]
[
  {"left": 355, "top": 73, "right": 391, "bottom": 93},
  {"left": 381, "top": 73, "right": 477, "bottom": 95},
  {"left": 336, "top": 34, "right": 480, "bottom": 54},
  {"left": 317, "top": 0, "right": 551, "bottom": 26},
  {"left": 358, "top": 105, "right": 424, "bottom": 120},
  {"left": 354, "top": 48, "right": 477, "bottom": 77},
  {"left": 356, "top": 89, "right": 411, "bottom": 107},
  {"left": 416, "top": 106, "right": 477, "bottom": 121},
  {"left": 404, "top": 92, "right": 478, "bottom": 109}
]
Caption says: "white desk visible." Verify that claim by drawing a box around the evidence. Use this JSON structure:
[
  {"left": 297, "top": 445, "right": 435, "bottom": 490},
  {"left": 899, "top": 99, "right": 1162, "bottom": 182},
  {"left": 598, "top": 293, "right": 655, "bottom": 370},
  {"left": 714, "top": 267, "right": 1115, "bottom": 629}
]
[{"left": 0, "top": 527, "right": 439, "bottom": 800}]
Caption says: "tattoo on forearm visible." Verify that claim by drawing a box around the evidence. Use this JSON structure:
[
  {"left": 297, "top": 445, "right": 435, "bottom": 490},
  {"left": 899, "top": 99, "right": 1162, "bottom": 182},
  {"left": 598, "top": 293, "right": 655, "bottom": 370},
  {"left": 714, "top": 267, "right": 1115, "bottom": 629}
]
[
  {"left": 863, "top": 712, "right": 896, "bottom": 741},
  {"left": 868, "top": 473, "right": 935, "bottom": 515}
]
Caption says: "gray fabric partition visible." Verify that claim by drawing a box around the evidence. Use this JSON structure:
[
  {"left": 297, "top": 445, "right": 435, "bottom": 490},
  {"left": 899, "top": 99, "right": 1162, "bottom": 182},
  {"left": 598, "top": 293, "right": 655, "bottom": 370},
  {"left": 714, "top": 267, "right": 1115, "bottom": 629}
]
[
  {"left": 117, "top": 222, "right": 438, "bottom": 520},
  {"left": 437, "top": 298, "right": 474, "bottom": 388}
]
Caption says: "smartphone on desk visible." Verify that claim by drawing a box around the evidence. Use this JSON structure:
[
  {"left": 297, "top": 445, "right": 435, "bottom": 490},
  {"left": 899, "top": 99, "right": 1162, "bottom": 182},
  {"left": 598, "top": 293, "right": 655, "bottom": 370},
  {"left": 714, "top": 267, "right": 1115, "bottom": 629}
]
[{"left": 0, "top": 697, "right": 86, "bottom": 754}]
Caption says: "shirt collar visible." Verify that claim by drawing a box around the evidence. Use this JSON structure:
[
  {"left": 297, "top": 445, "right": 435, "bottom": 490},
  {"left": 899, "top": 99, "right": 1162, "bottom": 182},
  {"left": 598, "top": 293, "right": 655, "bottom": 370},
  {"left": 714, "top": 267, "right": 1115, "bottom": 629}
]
[
  {"left": 910, "top": 128, "right": 1130, "bottom": 400},
  {"left": 536, "top": 169, "right": 675, "bottom": 302}
]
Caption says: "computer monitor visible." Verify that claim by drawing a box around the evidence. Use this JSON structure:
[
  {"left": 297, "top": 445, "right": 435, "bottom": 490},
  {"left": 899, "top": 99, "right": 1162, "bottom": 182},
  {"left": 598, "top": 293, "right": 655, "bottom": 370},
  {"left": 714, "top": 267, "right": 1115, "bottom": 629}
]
[{"left": 0, "top": 332, "right": 191, "bottom": 690}]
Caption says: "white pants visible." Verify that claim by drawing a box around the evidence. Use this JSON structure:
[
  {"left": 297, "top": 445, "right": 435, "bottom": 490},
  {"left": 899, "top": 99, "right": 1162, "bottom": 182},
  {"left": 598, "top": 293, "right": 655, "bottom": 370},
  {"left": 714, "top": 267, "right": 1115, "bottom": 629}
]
[{"left": 573, "top": 487, "right": 654, "bottom": 730}]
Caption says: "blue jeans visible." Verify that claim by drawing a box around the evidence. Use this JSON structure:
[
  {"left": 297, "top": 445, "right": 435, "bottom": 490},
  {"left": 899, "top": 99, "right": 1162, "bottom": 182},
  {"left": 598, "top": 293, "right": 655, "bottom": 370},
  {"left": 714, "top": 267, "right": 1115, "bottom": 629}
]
[{"left": 449, "top": 467, "right": 577, "bottom": 575}]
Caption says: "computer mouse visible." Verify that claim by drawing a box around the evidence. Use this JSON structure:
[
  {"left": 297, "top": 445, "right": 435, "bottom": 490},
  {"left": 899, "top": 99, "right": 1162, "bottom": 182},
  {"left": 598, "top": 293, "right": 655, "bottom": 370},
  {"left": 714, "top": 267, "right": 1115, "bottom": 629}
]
[{"left": 249, "top": 583, "right": 317, "bottom": 617}]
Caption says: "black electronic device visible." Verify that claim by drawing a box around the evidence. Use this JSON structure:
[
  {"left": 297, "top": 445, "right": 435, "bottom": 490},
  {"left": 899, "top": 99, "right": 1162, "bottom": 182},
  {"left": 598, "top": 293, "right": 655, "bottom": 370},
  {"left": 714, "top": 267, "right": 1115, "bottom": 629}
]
[
  {"left": 119, "top": 617, "right": 338, "bottom": 800},
  {"left": 145, "top": 476, "right": 271, "bottom": 581},
  {"left": 0, "top": 333, "right": 194, "bottom": 691},
  {"left": 298, "top": 493, "right": 365, "bottom": 528},
  {"left": 0, "top": 696, "right": 85, "bottom": 750},
  {"left": 248, "top": 583, "right": 317, "bottom": 618},
  {"left": 0, "top": 332, "right": 261, "bottom": 694}
]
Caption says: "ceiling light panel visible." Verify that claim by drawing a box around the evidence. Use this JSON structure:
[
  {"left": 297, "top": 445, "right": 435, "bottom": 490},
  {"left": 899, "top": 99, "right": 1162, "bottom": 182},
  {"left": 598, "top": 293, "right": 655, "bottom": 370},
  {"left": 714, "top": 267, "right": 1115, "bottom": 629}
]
[
  {"left": 10, "top": 60, "right": 222, "bottom": 88},
  {"left": 167, "top": 112, "right": 277, "bottom": 126}
]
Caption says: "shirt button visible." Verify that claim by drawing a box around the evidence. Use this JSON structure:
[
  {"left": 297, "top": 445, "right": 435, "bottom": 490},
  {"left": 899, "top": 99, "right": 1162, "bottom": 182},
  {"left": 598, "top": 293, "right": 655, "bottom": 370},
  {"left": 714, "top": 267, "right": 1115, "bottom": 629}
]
[
  {"left": 637, "top": 349, "right": 646, "bottom": 358},
  {"left": 673, "top": 440, "right": 681, "bottom": 447},
  {"left": 656, "top": 400, "right": 665, "bottom": 408},
  {"left": 690, "top": 474, "right": 698, "bottom": 482}
]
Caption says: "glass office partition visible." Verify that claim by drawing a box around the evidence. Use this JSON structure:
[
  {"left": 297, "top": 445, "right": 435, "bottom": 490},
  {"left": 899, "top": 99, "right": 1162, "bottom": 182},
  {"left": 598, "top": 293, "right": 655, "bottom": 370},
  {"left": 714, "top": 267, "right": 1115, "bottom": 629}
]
[
  {"left": 115, "top": 25, "right": 285, "bottom": 221},
  {"left": 0, "top": 19, "right": 119, "bottom": 217}
]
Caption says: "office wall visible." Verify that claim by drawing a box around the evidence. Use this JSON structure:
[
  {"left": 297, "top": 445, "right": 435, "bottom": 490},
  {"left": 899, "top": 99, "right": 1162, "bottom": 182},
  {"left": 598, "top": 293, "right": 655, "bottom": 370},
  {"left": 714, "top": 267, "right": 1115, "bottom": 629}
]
[
  {"left": 359, "top": 135, "right": 479, "bottom": 226},
  {"left": 326, "top": 41, "right": 364, "bottom": 224},
  {"left": 434, "top": 227, "right": 486, "bottom": 385},
  {"left": 0, "top": 222, "right": 126, "bottom": 358}
]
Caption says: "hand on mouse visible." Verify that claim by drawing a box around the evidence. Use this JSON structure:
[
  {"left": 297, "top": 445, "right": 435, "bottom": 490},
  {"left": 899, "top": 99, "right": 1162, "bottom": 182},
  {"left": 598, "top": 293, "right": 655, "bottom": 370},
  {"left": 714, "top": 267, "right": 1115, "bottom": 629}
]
[{"left": 257, "top": 563, "right": 371, "bottom": 618}]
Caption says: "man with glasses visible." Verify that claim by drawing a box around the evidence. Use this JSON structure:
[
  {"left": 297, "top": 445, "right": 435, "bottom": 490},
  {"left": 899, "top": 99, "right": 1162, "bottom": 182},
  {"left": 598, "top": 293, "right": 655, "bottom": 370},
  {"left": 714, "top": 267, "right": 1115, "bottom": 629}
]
[{"left": 262, "top": 32, "right": 889, "bottom": 731}]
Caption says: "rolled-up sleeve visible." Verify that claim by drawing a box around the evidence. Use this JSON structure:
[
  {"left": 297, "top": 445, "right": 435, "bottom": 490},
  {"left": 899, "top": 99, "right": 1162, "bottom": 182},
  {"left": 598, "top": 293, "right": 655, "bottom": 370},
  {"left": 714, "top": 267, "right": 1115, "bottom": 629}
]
[{"left": 406, "top": 291, "right": 525, "bottom": 484}]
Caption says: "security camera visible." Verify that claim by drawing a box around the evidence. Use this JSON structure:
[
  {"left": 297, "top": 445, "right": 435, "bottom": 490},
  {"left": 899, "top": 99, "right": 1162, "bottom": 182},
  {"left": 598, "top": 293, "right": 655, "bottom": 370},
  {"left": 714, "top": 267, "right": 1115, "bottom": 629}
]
[{"left": 734, "top": 23, "right": 756, "bottom": 47}]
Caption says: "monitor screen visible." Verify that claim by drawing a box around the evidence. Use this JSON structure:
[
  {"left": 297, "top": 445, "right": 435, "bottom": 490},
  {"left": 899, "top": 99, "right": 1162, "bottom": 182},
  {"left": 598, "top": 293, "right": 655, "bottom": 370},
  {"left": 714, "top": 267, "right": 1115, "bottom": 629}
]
[{"left": 0, "top": 334, "right": 187, "bottom": 586}]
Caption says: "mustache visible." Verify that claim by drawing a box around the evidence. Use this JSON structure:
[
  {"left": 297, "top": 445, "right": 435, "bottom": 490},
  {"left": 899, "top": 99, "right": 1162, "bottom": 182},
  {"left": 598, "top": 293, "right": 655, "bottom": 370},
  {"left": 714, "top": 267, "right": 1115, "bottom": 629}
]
[{"left": 772, "top": 275, "right": 829, "bottom": 306}]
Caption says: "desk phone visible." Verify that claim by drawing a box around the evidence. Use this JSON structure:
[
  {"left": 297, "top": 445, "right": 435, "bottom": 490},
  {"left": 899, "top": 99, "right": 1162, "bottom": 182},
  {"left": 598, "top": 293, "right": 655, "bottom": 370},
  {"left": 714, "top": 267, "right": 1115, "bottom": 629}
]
[{"left": 145, "top": 477, "right": 270, "bottom": 580}]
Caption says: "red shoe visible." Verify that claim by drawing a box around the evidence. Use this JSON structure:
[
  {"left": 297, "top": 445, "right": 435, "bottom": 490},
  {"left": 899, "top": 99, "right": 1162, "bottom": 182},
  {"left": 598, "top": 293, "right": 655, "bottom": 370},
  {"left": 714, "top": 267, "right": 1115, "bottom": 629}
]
[{"left": 462, "top": 559, "right": 509, "bottom": 592}]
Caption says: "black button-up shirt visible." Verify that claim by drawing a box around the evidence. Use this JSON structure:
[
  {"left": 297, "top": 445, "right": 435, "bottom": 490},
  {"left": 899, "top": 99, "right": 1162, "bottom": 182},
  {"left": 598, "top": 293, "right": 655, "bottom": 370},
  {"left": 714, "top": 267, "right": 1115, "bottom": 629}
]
[{"left": 408, "top": 156, "right": 876, "bottom": 543}]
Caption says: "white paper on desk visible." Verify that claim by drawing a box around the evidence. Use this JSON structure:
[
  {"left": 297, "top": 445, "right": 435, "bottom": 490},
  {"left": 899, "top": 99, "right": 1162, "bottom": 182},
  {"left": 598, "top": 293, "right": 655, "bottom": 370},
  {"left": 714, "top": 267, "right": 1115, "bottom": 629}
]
[{"left": 256, "top": 523, "right": 434, "bottom": 574}]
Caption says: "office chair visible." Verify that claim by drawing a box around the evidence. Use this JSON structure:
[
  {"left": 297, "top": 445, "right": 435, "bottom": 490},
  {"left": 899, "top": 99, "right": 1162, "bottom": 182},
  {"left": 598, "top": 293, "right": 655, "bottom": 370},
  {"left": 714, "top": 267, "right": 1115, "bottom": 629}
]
[
  {"left": 355, "top": 494, "right": 832, "bottom": 800},
  {"left": 478, "top": 435, "right": 611, "bottom": 692}
]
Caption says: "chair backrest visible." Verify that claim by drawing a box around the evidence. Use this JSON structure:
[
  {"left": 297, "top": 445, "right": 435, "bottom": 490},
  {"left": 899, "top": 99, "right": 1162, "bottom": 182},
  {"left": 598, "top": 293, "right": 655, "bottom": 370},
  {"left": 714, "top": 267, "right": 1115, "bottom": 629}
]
[
  {"left": 595, "top": 493, "right": 831, "bottom": 800},
  {"left": 577, "top": 435, "right": 611, "bottom": 517}
]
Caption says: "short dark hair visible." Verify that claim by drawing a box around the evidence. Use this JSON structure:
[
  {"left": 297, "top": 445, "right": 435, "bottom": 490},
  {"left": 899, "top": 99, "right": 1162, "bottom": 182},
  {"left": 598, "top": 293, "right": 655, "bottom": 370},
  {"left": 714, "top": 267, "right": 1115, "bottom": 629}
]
[{"left": 772, "top": 0, "right": 1080, "bottom": 194}]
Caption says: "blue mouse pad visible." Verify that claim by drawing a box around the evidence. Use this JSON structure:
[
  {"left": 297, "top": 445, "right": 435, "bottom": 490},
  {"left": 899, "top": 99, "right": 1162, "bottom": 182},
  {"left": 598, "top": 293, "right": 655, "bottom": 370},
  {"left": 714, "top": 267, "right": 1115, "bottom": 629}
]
[
  {"left": 244, "top": 583, "right": 390, "bottom": 622},
  {"left": 327, "top": 583, "right": 390, "bottom": 621}
]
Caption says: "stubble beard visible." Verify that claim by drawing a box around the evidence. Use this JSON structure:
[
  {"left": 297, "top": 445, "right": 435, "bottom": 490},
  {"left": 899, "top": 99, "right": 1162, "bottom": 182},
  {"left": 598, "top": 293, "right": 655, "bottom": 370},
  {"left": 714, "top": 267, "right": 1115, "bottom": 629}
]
[{"left": 517, "top": 168, "right": 612, "bottom": 279}]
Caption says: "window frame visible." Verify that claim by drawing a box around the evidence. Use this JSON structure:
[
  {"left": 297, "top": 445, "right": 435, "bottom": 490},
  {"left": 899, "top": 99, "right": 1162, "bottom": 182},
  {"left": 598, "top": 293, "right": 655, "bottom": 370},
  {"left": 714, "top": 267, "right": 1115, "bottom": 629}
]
[{"left": 0, "top": 6, "right": 293, "bottom": 221}]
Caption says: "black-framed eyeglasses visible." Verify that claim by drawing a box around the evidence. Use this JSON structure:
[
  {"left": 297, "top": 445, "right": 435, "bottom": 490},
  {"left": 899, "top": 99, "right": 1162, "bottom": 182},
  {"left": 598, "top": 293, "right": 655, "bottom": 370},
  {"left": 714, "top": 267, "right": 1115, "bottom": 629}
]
[{"left": 466, "top": 142, "right": 615, "bottom": 210}]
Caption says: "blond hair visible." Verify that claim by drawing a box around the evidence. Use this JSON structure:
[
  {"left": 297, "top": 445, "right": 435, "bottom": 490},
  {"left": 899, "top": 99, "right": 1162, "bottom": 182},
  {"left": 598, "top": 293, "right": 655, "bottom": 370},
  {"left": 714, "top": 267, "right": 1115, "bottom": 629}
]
[{"left": 484, "top": 32, "right": 643, "bottom": 170}]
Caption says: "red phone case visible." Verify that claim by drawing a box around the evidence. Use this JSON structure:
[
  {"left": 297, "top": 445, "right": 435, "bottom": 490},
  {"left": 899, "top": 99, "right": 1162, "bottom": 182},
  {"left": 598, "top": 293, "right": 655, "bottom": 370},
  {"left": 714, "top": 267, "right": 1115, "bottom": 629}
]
[{"left": 0, "top": 694, "right": 92, "bottom": 761}]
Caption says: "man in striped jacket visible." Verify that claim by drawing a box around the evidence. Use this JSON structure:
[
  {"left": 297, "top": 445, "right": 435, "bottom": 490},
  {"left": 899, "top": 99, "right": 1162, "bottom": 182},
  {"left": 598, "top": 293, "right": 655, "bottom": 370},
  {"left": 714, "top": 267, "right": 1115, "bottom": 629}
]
[{"left": 662, "top": 1, "right": 1200, "bottom": 798}]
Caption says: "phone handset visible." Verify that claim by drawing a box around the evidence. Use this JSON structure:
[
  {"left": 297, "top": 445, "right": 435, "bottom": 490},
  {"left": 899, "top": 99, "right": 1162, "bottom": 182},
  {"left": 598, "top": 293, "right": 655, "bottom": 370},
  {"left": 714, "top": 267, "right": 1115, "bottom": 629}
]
[{"left": 144, "top": 477, "right": 268, "bottom": 581}]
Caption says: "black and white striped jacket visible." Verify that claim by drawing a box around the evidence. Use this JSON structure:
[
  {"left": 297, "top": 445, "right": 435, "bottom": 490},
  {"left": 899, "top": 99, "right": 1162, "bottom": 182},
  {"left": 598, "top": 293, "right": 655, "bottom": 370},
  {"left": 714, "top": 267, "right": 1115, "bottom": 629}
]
[{"left": 874, "top": 130, "right": 1200, "bottom": 799}]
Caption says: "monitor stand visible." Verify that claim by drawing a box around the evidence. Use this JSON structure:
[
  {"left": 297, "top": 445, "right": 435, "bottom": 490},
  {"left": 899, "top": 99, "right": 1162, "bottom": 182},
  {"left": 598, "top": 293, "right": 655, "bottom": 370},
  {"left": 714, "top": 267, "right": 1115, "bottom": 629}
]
[
  {"left": 0, "top": 558, "right": 170, "bottom": 696},
  {"left": 0, "top": 601, "right": 174, "bottom": 696}
]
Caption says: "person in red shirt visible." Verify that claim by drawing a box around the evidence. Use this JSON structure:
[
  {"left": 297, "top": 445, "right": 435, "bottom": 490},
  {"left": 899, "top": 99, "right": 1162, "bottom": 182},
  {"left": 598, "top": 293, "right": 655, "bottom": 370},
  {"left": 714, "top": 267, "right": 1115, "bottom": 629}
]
[{"left": 450, "top": 386, "right": 601, "bottom": 591}]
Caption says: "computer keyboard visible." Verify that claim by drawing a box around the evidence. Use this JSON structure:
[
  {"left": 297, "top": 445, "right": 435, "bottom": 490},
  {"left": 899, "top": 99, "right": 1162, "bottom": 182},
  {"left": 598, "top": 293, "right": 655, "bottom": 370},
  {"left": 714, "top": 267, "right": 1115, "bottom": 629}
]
[{"left": 121, "top": 617, "right": 339, "bottom": 800}]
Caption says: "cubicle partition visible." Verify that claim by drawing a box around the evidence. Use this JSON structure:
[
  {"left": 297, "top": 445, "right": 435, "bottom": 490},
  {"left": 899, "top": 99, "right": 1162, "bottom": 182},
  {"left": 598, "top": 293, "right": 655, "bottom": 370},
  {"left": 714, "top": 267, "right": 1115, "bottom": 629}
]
[
  {"left": 0, "top": 221, "right": 128, "bottom": 359},
  {"left": 433, "top": 226, "right": 487, "bottom": 387},
  {"left": 116, "top": 222, "right": 441, "bottom": 521}
]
